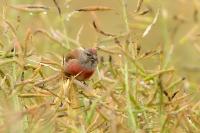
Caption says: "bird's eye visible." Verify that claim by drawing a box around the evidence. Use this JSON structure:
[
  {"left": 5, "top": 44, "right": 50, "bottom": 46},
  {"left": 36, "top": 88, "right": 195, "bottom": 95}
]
[{"left": 86, "top": 53, "right": 91, "bottom": 56}]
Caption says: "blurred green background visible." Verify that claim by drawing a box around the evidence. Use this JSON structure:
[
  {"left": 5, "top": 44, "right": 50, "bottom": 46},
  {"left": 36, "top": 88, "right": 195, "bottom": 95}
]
[
  {"left": 1, "top": 0, "right": 200, "bottom": 82},
  {"left": 0, "top": 0, "right": 200, "bottom": 133}
]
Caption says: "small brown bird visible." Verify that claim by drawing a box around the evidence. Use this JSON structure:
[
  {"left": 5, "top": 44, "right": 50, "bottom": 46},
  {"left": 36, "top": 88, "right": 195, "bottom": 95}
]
[{"left": 64, "top": 48, "right": 98, "bottom": 81}]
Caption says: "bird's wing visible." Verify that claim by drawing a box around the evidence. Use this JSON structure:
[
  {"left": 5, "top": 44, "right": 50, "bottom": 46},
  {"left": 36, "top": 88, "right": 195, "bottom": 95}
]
[{"left": 65, "top": 49, "right": 81, "bottom": 62}]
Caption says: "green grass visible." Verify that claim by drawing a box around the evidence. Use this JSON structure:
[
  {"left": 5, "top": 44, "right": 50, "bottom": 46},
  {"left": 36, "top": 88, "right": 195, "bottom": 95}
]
[{"left": 0, "top": 0, "right": 200, "bottom": 133}]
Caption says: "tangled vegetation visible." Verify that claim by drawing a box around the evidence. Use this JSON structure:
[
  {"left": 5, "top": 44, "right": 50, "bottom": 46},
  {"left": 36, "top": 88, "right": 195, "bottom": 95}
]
[{"left": 0, "top": 0, "right": 200, "bottom": 133}]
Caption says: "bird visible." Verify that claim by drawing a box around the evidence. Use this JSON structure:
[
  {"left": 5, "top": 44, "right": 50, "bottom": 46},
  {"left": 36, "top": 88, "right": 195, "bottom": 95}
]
[{"left": 63, "top": 48, "right": 98, "bottom": 81}]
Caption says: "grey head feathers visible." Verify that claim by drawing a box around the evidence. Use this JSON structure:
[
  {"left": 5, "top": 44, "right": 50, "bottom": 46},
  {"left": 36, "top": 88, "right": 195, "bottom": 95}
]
[{"left": 79, "top": 48, "right": 98, "bottom": 70}]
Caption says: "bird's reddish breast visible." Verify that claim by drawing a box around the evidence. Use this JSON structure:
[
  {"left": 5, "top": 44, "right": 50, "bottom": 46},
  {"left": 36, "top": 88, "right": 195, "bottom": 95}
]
[
  {"left": 65, "top": 59, "right": 94, "bottom": 80},
  {"left": 80, "top": 70, "right": 94, "bottom": 80},
  {"left": 65, "top": 59, "right": 82, "bottom": 75}
]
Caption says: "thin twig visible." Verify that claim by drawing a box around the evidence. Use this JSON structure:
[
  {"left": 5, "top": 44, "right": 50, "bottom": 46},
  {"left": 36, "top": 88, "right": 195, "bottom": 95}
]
[{"left": 53, "top": 0, "right": 61, "bottom": 16}]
